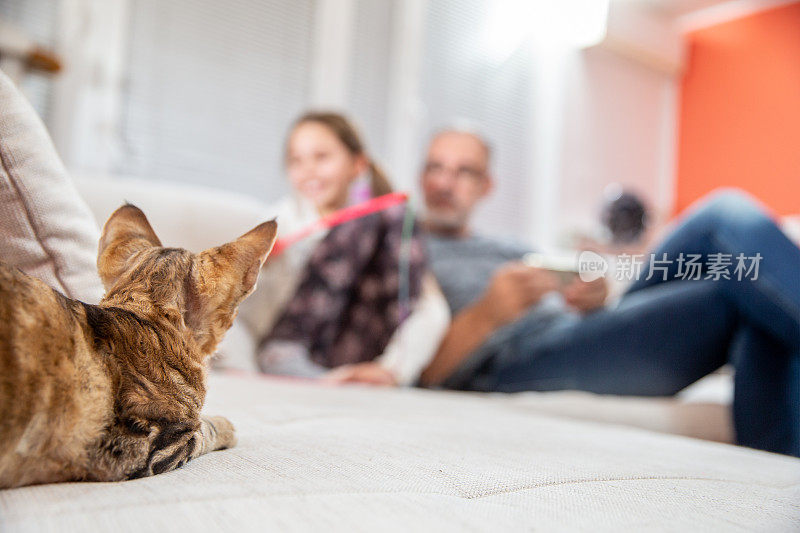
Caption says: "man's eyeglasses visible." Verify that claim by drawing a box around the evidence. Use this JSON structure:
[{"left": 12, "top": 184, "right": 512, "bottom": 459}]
[{"left": 423, "top": 162, "right": 486, "bottom": 181}]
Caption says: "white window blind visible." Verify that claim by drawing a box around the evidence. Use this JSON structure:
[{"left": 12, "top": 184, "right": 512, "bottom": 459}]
[
  {"left": 120, "top": 0, "right": 316, "bottom": 202},
  {"left": 419, "top": 0, "right": 534, "bottom": 242},
  {"left": 0, "top": 0, "right": 58, "bottom": 122}
]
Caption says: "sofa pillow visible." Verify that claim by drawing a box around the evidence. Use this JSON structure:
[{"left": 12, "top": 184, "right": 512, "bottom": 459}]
[{"left": 0, "top": 70, "right": 103, "bottom": 303}]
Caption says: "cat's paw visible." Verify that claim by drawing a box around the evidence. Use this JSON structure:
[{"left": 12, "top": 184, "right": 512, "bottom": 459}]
[{"left": 205, "top": 415, "right": 237, "bottom": 450}]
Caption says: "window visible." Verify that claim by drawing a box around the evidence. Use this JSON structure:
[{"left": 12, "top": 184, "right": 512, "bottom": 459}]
[
  {"left": 419, "top": 0, "right": 534, "bottom": 240},
  {"left": 120, "top": 0, "right": 316, "bottom": 201},
  {"left": 0, "top": 0, "right": 59, "bottom": 121}
]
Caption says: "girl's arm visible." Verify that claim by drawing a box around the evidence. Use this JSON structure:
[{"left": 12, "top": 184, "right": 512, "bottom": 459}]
[{"left": 373, "top": 273, "right": 451, "bottom": 385}]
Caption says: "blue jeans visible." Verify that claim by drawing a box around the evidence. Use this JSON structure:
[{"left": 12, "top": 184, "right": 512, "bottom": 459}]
[{"left": 475, "top": 190, "right": 800, "bottom": 456}]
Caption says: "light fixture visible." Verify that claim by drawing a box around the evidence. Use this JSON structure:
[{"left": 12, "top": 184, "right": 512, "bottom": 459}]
[{"left": 483, "top": 0, "right": 610, "bottom": 60}]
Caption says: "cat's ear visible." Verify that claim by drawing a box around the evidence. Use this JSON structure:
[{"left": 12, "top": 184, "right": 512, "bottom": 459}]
[
  {"left": 97, "top": 204, "right": 162, "bottom": 289},
  {"left": 226, "top": 220, "right": 279, "bottom": 295},
  {"left": 196, "top": 220, "right": 278, "bottom": 298},
  {"left": 186, "top": 220, "right": 277, "bottom": 352}
]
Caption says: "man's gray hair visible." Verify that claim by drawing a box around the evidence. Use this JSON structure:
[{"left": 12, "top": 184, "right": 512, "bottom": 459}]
[{"left": 429, "top": 121, "right": 493, "bottom": 164}]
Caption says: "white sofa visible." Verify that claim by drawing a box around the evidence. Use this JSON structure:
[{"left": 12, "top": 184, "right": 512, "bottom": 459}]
[{"left": 2, "top": 175, "right": 798, "bottom": 531}]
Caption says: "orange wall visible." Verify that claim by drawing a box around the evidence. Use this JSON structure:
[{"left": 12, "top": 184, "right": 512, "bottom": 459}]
[{"left": 676, "top": 2, "right": 800, "bottom": 215}]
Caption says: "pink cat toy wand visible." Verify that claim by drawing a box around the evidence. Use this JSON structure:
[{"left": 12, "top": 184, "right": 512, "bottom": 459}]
[{"left": 270, "top": 192, "right": 409, "bottom": 257}]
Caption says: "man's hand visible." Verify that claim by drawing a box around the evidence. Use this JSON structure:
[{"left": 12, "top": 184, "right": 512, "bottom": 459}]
[
  {"left": 420, "top": 262, "right": 557, "bottom": 387},
  {"left": 477, "top": 262, "right": 559, "bottom": 328},
  {"left": 322, "top": 362, "right": 397, "bottom": 386},
  {"left": 562, "top": 277, "right": 608, "bottom": 313}
]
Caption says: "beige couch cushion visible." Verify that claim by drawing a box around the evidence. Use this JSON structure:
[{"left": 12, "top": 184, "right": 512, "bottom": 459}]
[
  {"left": 0, "top": 70, "right": 103, "bottom": 303},
  {"left": 72, "top": 175, "right": 268, "bottom": 255},
  {"left": 2, "top": 373, "right": 797, "bottom": 531}
]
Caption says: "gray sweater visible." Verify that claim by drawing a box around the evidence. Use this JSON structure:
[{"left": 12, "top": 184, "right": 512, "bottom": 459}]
[{"left": 426, "top": 233, "right": 574, "bottom": 389}]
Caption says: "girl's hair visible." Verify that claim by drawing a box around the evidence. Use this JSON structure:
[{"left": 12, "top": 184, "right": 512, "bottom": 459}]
[{"left": 289, "top": 111, "right": 393, "bottom": 197}]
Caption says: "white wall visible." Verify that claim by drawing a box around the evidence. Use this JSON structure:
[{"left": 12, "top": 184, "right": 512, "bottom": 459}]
[{"left": 554, "top": 45, "right": 677, "bottom": 246}]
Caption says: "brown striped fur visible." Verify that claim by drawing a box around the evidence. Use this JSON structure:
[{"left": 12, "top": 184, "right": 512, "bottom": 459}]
[{"left": 0, "top": 205, "right": 277, "bottom": 488}]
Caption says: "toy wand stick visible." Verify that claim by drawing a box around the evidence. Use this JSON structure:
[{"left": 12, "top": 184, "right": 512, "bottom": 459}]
[{"left": 270, "top": 192, "right": 409, "bottom": 256}]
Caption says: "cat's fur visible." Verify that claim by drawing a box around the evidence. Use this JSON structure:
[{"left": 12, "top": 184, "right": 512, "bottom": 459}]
[{"left": 0, "top": 204, "right": 277, "bottom": 489}]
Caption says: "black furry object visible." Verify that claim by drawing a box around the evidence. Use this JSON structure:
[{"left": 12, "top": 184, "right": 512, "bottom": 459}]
[{"left": 602, "top": 191, "right": 648, "bottom": 244}]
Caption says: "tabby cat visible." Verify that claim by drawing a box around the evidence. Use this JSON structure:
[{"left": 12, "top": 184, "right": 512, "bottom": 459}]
[{"left": 0, "top": 204, "right": 277, "bottom": 488}]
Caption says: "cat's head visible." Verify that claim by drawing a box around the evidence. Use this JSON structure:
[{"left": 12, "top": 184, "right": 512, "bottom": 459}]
[{"left": 96, "top": 204, "right": 277, "bottom": 357}]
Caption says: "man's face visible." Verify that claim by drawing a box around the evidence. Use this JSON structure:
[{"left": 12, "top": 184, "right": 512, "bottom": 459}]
[{"left": 421, "top": 132, "right": 492, "bottom": 234}]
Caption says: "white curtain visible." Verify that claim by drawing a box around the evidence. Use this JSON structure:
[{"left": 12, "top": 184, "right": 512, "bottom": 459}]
[{"left": 345, "top": 0, "right": 395, "bottom": 167}]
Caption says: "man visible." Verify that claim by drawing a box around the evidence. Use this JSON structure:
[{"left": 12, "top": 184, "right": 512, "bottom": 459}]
[
  {"left": 418, "top": 129, "right": 800, "bottom": 457},
  {"left": 419, "top": 130, "right": 609, "bottom": 388}
]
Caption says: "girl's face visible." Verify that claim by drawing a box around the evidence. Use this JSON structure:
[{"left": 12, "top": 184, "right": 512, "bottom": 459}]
[{"left": 286, "top": 122, "right": 366, "bottom": 214}]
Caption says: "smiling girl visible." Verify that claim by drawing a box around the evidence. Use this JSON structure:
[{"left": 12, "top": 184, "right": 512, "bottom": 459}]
[
  {"left": 286, "top": 116, "right": 391, "bottom": 215},
  {"left": 238, "top": 112, "right": 449, "bottom": 386}
]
